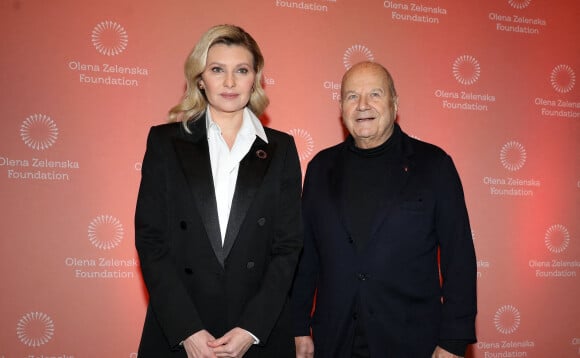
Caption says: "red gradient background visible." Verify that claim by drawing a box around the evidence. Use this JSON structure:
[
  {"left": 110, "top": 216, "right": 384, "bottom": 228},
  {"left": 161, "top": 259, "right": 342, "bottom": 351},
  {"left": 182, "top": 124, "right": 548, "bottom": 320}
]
[{"left": 1, "top": 0, "right": 578, "bottom": 356}]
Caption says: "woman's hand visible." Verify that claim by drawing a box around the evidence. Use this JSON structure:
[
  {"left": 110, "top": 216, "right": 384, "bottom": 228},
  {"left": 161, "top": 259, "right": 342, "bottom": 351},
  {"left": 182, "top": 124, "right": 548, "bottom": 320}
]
[
  {"left": 208, "top": 327, "right": 255, "bottom": 358},
  {"left": 183, "top": 330, "right": 217, "bottom": 358}
]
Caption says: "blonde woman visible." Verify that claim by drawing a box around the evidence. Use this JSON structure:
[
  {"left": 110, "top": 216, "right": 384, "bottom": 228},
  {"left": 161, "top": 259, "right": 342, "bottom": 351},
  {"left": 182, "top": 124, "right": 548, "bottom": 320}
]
[{"left": 135, "top": 24, "right": 302, "bottom": 358}]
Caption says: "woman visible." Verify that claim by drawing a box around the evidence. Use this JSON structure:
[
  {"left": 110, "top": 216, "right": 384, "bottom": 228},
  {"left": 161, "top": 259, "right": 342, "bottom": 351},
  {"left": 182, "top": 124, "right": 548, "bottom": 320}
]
[{"left": 135, "top": 24, "right": 303, "bottom": 358}]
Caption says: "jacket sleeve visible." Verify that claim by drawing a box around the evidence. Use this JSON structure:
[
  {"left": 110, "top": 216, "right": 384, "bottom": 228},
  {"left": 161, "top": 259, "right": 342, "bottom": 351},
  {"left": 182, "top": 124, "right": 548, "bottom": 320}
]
[
  {"left": 290, "top": 160, "right": 320, "bottom": 337},
  {"left": 135, "top": 127, "right": 204, "bottom": 349},
  {"left": 435, "top": 154, "right": 477, "bottom": 343}
]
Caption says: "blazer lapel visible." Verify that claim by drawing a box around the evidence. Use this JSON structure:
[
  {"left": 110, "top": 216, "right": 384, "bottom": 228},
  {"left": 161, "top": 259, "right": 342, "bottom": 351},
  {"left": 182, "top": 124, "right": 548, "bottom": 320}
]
[
  {"left": 222, "top": 137, "right": 275, "bottom": 261},
  {"left": 173, "top": 118, "right": 225, "bottom": 267},
  {"left": 328, "top": 143, "right": 353, "bottom": 237}
]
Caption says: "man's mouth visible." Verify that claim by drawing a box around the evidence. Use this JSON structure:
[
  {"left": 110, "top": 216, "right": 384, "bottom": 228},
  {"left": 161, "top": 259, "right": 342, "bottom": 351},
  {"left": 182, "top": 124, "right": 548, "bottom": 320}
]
[{"left": 356, "top": 116, "right": 375, "bottom": 122}]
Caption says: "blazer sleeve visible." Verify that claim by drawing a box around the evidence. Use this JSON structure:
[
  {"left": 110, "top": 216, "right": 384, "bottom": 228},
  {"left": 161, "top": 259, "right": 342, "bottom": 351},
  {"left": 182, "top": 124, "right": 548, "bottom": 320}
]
[
  {"left": 434, "top": 154, "right": 477, "bottom": 343},
  {"left": 290, "top": 158, "right": 321, "bottom": 337},
  {"left": 237, "top": 135, "right": 304, "bottom": 344},
  {"left": 135, "top": 127, "right": 204, "bottom": 349}
]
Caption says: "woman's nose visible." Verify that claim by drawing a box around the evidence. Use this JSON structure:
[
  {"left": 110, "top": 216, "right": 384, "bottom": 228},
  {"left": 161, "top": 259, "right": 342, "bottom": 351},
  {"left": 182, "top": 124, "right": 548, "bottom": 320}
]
[{"left": 224, "top": 72, "right": 235, "bottom": 88}]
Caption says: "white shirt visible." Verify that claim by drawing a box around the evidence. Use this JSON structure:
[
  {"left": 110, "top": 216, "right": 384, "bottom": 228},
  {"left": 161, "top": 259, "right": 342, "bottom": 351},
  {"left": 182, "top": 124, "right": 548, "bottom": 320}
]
[
  {"left": 206, "top": 107, "right": 268, "bottom": 245},
  {"left": 205, "top": 107, "right": 266, "bottom": 345}
]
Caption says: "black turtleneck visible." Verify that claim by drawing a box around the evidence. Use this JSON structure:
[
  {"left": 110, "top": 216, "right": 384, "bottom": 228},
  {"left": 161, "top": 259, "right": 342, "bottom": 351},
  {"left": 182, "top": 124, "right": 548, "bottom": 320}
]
[{"left": 342, "top": 125, "right": 403, "bottom": 252}]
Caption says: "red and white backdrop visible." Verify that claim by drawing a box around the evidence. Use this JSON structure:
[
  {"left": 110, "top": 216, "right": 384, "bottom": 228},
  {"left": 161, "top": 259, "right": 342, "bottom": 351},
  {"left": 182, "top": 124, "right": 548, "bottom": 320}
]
[{"left": 1, "top": 0, "right": 578, "bottom": 356}]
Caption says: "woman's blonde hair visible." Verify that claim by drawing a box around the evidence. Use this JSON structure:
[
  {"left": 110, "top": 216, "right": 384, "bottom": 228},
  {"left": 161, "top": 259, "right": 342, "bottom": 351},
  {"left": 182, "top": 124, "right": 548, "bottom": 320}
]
[{"left": 169, "top": 24, "right": 269, "bottom": 130}]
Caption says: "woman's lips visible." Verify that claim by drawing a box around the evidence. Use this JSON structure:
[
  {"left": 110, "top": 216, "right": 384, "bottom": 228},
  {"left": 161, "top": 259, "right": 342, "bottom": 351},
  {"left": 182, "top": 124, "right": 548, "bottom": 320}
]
[{"left": 221, "top": 93, "right": 239, "bottom": 99}]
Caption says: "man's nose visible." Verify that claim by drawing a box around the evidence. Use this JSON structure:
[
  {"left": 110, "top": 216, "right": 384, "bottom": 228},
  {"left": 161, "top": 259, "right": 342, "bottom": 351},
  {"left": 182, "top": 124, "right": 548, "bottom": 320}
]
[{"left": 357, "top": 96, "right": 369, "bottom": 110}]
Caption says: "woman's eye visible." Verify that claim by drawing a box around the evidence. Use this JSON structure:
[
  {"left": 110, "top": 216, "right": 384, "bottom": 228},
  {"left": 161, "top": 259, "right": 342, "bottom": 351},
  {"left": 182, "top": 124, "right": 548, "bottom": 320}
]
[
  {"left": 210, "top": 67, "right": 223, "bottom": 73},
  {"left": 237, "top": 68, "right": 249, "bottom": 74}
]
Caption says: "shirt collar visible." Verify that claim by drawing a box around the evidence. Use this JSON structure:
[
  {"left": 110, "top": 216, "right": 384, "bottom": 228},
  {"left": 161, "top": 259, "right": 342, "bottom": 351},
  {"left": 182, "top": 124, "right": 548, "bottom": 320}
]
[{"left": 205, "top": 107, "right": 268, "bottom": 143}]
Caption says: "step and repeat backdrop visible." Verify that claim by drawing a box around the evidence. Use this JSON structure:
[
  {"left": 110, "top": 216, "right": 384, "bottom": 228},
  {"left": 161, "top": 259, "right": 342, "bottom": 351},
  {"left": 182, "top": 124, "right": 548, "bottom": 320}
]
[{"left": 1, "top": 0, "right": 578, "bottom": 357}]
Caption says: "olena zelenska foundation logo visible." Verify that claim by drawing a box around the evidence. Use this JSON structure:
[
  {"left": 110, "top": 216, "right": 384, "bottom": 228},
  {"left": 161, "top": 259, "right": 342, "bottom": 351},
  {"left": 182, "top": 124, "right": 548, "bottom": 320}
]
[
  {"left": 494, "top": 305, "right": 521, "bottom": 334},
  {"left": 88, "top": 214, "right": 124, "bottom": 250},
  {"left": 544, "top": 224, "right": 570, "bottom": 254},
  {"left": 16, "top": 311, "right": 55, "bottom": 347},
  {"left": 508, "top": 0, "right": 531, "bottom": 10},
  {"left": 343, "top": 45, "right": 374, "bottom": 69},
  {"left": 288, "top": 128, "right": 315, "bottom": 162},
  {"left": 20, "top": 114, "right": 58, "bottom": 151},
  {"left": 452, "top": 55, "right": 481, "bottom": 86},
  {"left": 550, "top": 64, "right": 576, "bottom": 94},
  {"left": 91, "top": 20, "right": 128, "bottom": 56},
  {"left": 500, "top": 140, "right": 527, "bottom": 171}
]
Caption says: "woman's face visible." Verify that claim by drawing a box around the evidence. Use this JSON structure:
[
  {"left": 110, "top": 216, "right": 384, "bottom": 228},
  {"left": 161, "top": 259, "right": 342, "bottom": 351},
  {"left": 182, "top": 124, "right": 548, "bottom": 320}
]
[{"left": 199, "top": 43, "right": 256, "bottom": 118}]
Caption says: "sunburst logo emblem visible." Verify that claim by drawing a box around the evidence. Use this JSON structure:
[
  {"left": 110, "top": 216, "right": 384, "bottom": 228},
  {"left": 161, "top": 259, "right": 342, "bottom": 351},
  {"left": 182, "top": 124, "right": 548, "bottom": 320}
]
[
  {"left": 88, "top": 214, "right": 124, "bottom": 250},
  {"left": 494, "top": 305, "right": 521, "bottom": 334},
  {"left": 343, "top": 45, "right": 374, "bottom": 69},
  {"left": 508, "top": 0, "right": 532, "bottom": 9},
  {"left": 16, "top": 312, "right": 55, "bottom": 347},
  {"left": 92, "top": 20, "right": 128, "bottom": 56},
  {"left": 288, "top": 128, "right": 315, "bottom": 162},
  {"left": 544, "top": 224, "right": 570, "bottom": 253},
  {"left": 550, "top": 64, "right": 576, "bottom": 94},
  {"left": 20, "top": 114, "right": 58, "bottom": 151},
  {"left": 452, "top": 55, "right": 481, "bottom": 85},
  {"left": 500, "top": 140, "right": 526, "bottom": 171}
]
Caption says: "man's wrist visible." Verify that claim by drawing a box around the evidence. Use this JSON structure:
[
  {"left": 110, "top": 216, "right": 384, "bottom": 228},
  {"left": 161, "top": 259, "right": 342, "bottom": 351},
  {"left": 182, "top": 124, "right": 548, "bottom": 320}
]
[{"left": 438, "top": 340, "right": 469, "bottom": 356}]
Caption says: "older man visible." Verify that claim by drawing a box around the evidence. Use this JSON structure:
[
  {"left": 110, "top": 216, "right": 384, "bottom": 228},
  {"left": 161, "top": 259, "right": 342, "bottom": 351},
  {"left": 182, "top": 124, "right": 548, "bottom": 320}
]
[{"left": 292, "top": 62, "right": 477, "bottom": 358}]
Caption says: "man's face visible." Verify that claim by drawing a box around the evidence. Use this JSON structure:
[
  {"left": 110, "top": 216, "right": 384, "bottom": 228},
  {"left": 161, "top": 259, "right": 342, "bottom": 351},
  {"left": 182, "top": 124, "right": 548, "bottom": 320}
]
[{"left": 340, "top": 64, "right": 397, "bottom": 149}]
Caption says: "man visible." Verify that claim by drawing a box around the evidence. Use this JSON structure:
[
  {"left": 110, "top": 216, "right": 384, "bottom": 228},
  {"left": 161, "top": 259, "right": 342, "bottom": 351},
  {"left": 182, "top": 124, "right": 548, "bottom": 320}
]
[{"left": 292, "top": 61, "right": 477, "bottom": 357}]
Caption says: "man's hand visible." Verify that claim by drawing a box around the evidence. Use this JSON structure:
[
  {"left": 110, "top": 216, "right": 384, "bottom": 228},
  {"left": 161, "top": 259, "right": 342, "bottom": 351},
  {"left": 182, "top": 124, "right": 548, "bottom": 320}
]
[
  {"left": 432, "top": 345, "right": 463, "bottom": 358},
  {"left": 207, "top": 327, "right": 254, "bottom": 358},
  {"left": 183, "top": 330, "right": 217, "bottom": 358},
  {"left": 295, "top": 336, "right": 314, "bottom": 358}
]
